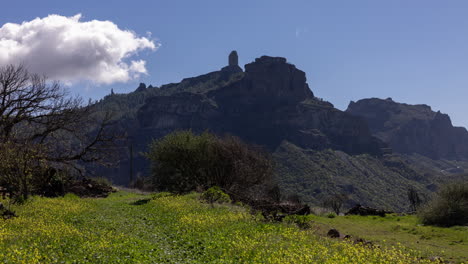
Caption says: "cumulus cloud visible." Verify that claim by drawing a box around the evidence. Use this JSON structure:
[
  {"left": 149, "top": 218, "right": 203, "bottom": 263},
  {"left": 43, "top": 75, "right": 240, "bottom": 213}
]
[{"left": 0, "top": 14, "right": 158, "bottom": 84}]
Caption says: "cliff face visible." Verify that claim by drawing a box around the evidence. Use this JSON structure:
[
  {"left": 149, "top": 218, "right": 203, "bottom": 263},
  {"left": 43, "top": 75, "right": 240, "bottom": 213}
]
[
  {"left": 135, "top": 55, "right": 385, "bottom": 155},
  {"left": 92, "top": 52, "right": 468, "bottom": 210},
  {"left": 346, "top": 98, "right": 468, "bottom": 160}
]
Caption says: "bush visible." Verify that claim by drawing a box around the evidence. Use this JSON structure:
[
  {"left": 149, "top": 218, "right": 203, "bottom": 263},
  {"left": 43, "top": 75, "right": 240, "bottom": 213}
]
[
  {"left": 0, "top": 142, "right": 51, "bottom": 200},
  {"left": 145, "top": 131, "right": 274, "bottom": 194},
  {"left": 145, "top": 131, "right": 216, "bottom": 193},
  {"left": 326, "top": 212, "right": 337, "bottom": 218},
  {"left": 200, "top": 186, "right": 231, "bottom": 204},
  {"left": 284, "top": 215, "right": 312, "bottom": 229},
  {"left": 419, "top": 182, "right": 468, "bottom": 227},
  {"left": 33, "top": 168, "right": 73, "bottom": 198}
]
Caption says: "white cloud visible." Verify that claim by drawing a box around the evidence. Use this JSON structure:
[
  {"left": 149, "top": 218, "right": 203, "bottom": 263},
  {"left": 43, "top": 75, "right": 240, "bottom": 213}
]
[{"left": 0, "top": 14, "right": 158, "bottom": 84}]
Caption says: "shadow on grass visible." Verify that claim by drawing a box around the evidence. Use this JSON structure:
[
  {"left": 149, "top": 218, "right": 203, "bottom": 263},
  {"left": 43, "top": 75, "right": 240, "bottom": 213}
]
[{"left": 131, "top": 199, "right": 151, "bottom": 206}]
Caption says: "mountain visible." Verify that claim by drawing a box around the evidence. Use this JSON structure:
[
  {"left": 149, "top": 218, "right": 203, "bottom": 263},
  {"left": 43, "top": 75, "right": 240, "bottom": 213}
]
[
  {"left": 92, "top": 52, "right": 467, "bottom": 211},
  {"left": 273, "top": 141, "right": 468, "bottom": 210},
  {"left": 346, "top": 98, "right": 468, "bottom": 160},
  {"left": 134, "top": 53, "right": 384, "bottom": 155}
]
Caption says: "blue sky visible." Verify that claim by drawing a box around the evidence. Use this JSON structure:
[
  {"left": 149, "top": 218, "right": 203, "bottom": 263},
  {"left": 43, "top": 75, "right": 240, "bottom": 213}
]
[{"left": 2, "top": 0, "right": 468, "bottom": 127}]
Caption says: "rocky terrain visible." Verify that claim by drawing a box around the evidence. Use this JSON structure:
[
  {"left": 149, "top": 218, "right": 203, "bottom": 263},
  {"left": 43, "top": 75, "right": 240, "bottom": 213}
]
[
  {"left": 135, "top": 52, "right": 384, "bottom": 155},
  {"left": 347, "top": 98, "right": 468, "bottom": 160},
  {"left": 93, "top": 52, "right": 468, "bottom": 210}
]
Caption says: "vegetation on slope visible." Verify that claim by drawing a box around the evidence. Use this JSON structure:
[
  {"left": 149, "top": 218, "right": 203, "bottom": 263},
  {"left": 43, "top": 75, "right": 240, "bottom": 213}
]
[
  {"left": 307, "top": 213, "right": 468, "bottom": 263},
  {"left": 419, "top": 182, "right": 468, "bottom": 227},
  {"left": 274, "top": 141, "right": 432, "bottom": 211},
  {"left": 0, "top": 191, "right": 439, "bottom": 264}
]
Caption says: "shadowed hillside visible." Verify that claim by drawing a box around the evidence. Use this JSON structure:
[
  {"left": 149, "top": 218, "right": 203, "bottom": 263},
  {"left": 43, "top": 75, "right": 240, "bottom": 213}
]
[{"left": 91, "top": 52, "right": 468, "bottom": 210}]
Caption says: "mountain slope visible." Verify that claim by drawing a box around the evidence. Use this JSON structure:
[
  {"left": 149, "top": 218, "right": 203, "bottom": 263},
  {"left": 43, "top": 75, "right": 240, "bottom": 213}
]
[
  {"left": 135, "top": 55, "right": 384, "bottom": 154},
  {"left": 99, "top": 52, "right": 386, "bottom": 185},
  {"left": 274, "top": 141, "right": 468, "bottom": 211},
  {"left": 91, "top": 52, "right": 468, "bottom": 210},
  {"left": 273, "top": 141, "right": 428, "bottom": 211}
]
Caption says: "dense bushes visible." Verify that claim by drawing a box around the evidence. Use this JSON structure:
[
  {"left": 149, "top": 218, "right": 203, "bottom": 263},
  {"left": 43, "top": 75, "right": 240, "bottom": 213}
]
[
  {"left": 0, "top": 142, "right": 51, "bottom": 200},
  {"left": 145, "top": 131, "right": 274, "bottom": 194},
  {"left": 419, "top": 182, "right": 468, "bottom": 227},
  {"left": 200, "top": 186, "right": 231, "bottom": 205},
  {"left": 145, "top": 131, "right": 312, "bottom": 219}
]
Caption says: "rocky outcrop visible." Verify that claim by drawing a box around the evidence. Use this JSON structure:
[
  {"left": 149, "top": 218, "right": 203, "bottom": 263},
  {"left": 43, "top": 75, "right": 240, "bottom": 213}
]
[
  {"left": 91, "top": 52, "right": 468, "bottom": 211},
  {"left": 136, "top": 54, "right": 384, "bottom": 154},
  {"left": 221, "top": 50, "right": 243, "bottom": 73},
  {"left": 135, "top": 83, "right": 147, "bottom": 92},
  {"left": 345, "top": 204, "right": 392, "bottom": 217},
  {"left": 347, "top": 98, "right": 468, "bottom": 160}
]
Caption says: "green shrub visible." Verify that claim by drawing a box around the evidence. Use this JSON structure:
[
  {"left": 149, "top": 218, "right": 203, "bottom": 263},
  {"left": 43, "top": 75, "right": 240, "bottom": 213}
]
[
  {"left": 145, "top": 130, "right": 273, "bottom": 195},
  {"left": 145, "top": 131, "right": 216, "bottom": 193},
  {"left": 326, "top": 212, "right": 337, "bottom": 218},
  {"left": 419, "top": 182, "right": 468, "bottom": 227},
  {"left": 284, "top": 215, "right": 312, "bottom": 229},
  {"left": 200, "top": 186, "right": 231, "bottom": 204}
]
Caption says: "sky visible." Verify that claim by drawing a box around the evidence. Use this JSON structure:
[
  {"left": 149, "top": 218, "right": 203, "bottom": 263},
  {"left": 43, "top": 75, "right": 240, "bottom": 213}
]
[{"left": 1, "top": 0, "right": 468, "bottom": 127}]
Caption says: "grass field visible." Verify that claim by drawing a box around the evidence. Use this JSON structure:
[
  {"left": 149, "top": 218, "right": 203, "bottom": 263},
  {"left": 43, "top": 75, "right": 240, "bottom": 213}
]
[
  {"left": 0, "top": 191, "right": 460, "bottom": 263},
  {"left": 307, "top": 213, "right": 468, "bottom": 263}
]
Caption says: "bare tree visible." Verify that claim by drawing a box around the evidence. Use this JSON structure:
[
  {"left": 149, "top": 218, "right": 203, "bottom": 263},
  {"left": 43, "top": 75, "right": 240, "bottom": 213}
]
[
  {"left": 407, "top": 186, "right": 422, "bottom": 212},
  {"left": 323, "top": 193, "right": 348, "bottom": 215},
  {"left": 0, "top": 64, "right": 119, "bottom": 199}
]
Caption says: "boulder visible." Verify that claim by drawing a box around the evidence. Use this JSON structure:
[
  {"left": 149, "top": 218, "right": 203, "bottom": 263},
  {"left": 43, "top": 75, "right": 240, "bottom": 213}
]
[
  {"left": 327, "top": 229, "right": 340, "bottom": 238},
  {"left": 67, "top": 178, "right": 115, "bottom": 198},
  {"left": 345, "top": 204, "right": 392, "bottom": 217}
]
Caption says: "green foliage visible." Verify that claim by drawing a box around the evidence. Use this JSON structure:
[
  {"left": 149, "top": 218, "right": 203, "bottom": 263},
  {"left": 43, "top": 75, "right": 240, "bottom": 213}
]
[
  {"left": 158, "top": 71, "right": 245, "bottom": 95},
  {"left": 307, "top": 213, "right": 468, "bottom": 263},
  {"left": 284, "top": 214, "right": 313, "bottom": 229},
  {"left": 151, "top": 192, "right": 173, "bottom": 199},
  {"left": 0, "top": 141, "right": 49, "bottom": 200},
  {"left": 273, "top": 141, "right": 445, "bottom": 211},
  {"left": 145, "top": 131, "right": 217, "bottom": 193},
  {"left": 200, "top": 186, "right": 231, "bottom": 204},
  {"left": 419, "top": 182, "right": 468, "bottom": 227},
  {"left": 145, "top": 130, "right": 274, "bottom": 195},
  {"left": 0, "top": 191, "right": 440, "bottom": 263},
  {"left": 326, "top": 212, "right": 337, "bottom": 218}
]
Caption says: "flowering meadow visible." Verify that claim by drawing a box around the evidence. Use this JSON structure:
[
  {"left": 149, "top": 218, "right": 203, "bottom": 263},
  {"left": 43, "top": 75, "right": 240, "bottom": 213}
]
[{"left": 0, "top": 192, "right": 440, "bottom": 263}]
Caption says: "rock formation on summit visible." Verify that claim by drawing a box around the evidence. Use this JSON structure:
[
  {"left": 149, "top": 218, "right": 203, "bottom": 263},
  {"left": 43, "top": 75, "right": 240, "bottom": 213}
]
[
  {"left": 135, "top": 83, "right": 147, "bottom": 92},
  {"left": 221, "top": 50, "right": 243, "bottom": 73},
  {"left": 136, "top": 53, "right": 384, "bottom": 154},
  {"left": 92, "top": 52, "right": 467, "bottom": 210},
  {"left": 229, "top": 50, "right": 238, "bottom": 66}
]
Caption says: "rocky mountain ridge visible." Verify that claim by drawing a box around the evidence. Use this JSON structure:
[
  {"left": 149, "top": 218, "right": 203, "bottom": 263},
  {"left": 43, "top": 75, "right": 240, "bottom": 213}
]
[
  {"left": 92, "top": 51, "right": 468, "bottom": 210},
  {"left": 134, "top": 52, "right": 384, "bottom": 155},
  {"left": 346, "top": 97, "right": 468, "bottom": 160}
]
